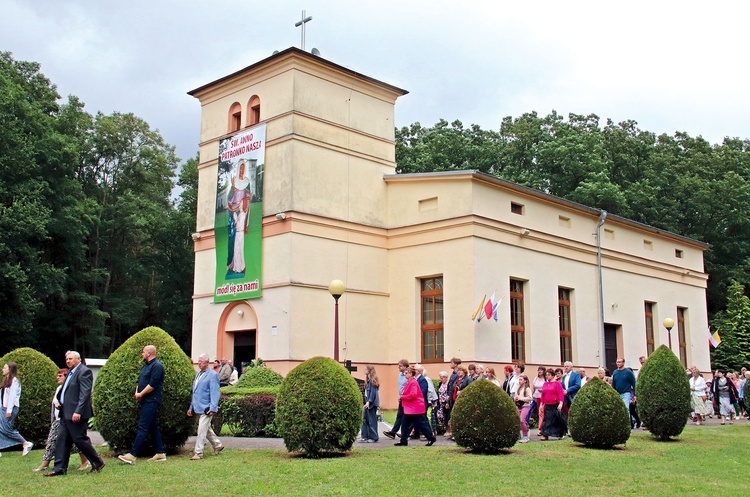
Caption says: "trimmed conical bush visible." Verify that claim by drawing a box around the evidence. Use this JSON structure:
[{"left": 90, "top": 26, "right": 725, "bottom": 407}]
[
  {"left": 92, "top": 326, "right": 194, "bottom": 453},
  {"left": 275, "top": 356, "right": 362, "bottom": 457},
  {"left": 451, "top": 379, "right": 520, "bottom": 453},
  {"left": 569, "top": 377, "right": 631, "bottom": 447},
  {"left": 0, "top": 348, "right": 58, "bottom": 446},
  {"left": 636, "top": 345, "right": 691, "bottom": 440}
]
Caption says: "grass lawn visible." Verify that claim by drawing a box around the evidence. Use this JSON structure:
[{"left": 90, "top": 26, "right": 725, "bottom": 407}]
[{"left": 1, "top": 425, "right": 746, "bottom": 496}]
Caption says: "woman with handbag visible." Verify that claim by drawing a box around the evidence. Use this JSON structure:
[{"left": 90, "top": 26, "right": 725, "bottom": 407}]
[
  {"left": 689, "top": 366, "right": 708, "bottom": 426},
  {"left": 514, "top": 374, "right": 533, "bottom": 442}
]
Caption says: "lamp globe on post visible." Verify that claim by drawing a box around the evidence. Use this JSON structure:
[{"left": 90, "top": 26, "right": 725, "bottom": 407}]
[
  {"left": 663, "top": 317, "right": 675, "bottom": 351},
  {"left": 328, "top": 280, "right": 346, "bottom": 362}
]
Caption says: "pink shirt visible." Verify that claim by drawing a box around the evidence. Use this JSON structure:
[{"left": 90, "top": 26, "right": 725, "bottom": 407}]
[
  {"left": 400, "top": 377, "right": 426, "bottom": 415},
  {"left": 540, "top": 380, "right": 564, "bottom": 405}
]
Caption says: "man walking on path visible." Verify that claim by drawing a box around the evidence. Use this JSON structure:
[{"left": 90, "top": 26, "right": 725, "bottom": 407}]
[
  {"left": 44, "top": 351, "right": 105, "bottom": 476},
  {"left": 612, "top": 358, "right": 637, "bottom": 409},
  {"left": 118, "top": 345, "right": 166, "bottom": 464},
  {"left": 382, "top": 359, "right": 409, "bottom": 439},
  {"left": 188, "top": 354, "right": 224, "bottom": 460}
]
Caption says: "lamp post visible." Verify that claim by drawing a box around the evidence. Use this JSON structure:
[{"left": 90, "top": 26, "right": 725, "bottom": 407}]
[
  {"left": 663, "top": 317, "right": 675, "bottom": 351},
  {"left": 328, "top": 280, "right": 346, "bottom": 362}
]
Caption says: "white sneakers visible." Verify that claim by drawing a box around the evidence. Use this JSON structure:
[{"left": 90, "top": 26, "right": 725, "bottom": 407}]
[{"left": 22, "top": 442, "right": 33, "bottom": 456}]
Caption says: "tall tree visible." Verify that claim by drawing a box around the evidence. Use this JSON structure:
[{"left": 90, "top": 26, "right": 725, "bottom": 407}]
[
  {"left": 711, "top": 280, "right": 750, "bottom": 371},
  {"left": 396, "top": 119, "right": 502, "bottom": 174},
  {"left": 78, "top": 112, "right": 180, "bottom": 354},
  {"left": 0, "top": 52, "right": 68, "bottom": 350}
]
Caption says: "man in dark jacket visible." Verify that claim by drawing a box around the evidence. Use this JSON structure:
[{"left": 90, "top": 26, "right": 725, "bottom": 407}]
[{"left": 45, "top": 351, "right": 105, "bottom": 476}]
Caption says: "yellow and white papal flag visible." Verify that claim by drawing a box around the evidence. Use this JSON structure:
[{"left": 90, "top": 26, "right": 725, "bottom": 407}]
[{"left": 708, "top": 328, "right": 721, "bottom": 348}]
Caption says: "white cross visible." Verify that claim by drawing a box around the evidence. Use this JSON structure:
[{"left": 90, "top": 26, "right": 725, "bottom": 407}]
[{"left": 294, "top": 10, "right": 313, "bottom": 51}]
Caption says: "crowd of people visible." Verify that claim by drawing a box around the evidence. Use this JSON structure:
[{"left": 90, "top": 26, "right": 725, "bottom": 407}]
[
  {"left": 368, "top": 357, "right": 750, "bottom": 445},
  {"left": 3, "top": 351, "right": 748, "bottom": 470}
]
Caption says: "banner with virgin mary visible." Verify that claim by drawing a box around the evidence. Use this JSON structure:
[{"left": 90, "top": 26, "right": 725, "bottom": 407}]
[{"left": 213, "top": 123, "right": 266, "bottom": 302}]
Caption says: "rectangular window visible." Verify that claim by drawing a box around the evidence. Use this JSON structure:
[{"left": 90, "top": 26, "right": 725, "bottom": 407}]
[
  {"left": 644, "top": 302, "right": 655, "bottom": 356},
  {"left": 559, "top": 288, "right": 572, "bottom": 363},
  {"left": 644, "top": 239, "right": 653, "bottom": 251},
  {"left": 250, "top": 105, "right": 260, "bottom": 125},
  {"left": 604, "top": 228, "right": 615, "bottom": 240},
  {"left": 510, "top": 279, "right": 525, "bottom": 361},
  {"left": 511, "top": 202, "right": 524, "bottom": 215},
  {"left": 677, "top": 307, "right": 687, "bottom": 368},
  {"left": 420, "top": 277, "right": 444, "bottom": 363},
  {"left": 559, "top": 216, "right": 571, "bottom": 228},
  {"left": 231, "top": 111, "right": 241, "bottom": 132},
  {"left": 675, "top": 249, "right": 683, "bottom": 258}
]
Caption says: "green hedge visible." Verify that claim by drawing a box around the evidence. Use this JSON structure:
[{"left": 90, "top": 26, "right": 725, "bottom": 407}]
[
  {"left": 275, "top": 357, "right": 361, "bottom": 457},
  {"left": 569, "top": 377, "right": 631, "bottom": 448},
  {"left": 0, "top": 348, "right": 58, "bottom": 446},
  {"left": 220, "top": 394, "right": 277, "bottom": 437},
  {"left": 92, "top": 327, "right": 194, "bottom": 453},
  {"left": 235, "top": 366, "right": 283, "bottom": 389},
  {"left": 451, "top": 379, "right": 520, "bottom": 453},
  {"left": 636, "top": 345, "right": 691, "bottom": 440}
]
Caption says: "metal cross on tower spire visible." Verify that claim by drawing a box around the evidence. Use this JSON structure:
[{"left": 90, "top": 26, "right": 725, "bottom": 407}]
[{"left": 294, "top": 10, "right": 313, "bottom": 51}]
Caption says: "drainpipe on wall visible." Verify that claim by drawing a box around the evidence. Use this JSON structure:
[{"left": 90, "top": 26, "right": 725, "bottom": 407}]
[{"left": 596, "top": 210, "right": 607, "bottom": 368}]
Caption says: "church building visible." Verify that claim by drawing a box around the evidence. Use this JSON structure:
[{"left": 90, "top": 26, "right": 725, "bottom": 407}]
[{"left": 188, "top": 47, "right": 710, "bottom": 407}]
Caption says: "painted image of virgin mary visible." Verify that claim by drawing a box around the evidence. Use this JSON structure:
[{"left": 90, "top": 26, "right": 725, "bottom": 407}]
[{"left": 226, "top": 160, "right": 252, "bottom": 275}]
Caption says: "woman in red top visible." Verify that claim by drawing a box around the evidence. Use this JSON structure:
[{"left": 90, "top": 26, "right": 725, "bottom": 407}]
[
  {"left": 394, "top": 367, "right": 436, "bottom": 447},
  {"left": 539, "top": 368, "right": 566, "bottom": 440}
]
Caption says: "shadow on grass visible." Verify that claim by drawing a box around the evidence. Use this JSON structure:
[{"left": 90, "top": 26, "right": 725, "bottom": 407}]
[
  {"left": 284, "top": 451, "right": 352, "bottom": 459},
  {"left": 569, "top": 443, "right": 628, "bottom": 451},
  {"left": 450, "top": 447, "right": 516, "bottom": 455}
]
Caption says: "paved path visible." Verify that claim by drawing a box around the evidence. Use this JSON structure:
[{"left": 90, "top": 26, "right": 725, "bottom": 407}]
[{"left": 89, "top": 414, "right": 740, "bottom": 452}]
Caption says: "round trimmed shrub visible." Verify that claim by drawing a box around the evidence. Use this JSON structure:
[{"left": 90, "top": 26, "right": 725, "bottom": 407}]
[
  {"left": 451, "top": 379, "right": 520, "bottom": 453},
  {"left": 92, "top": 326, "right": 194, "bottom": 453},
  {"left": 0, "top": 348, "right": 58, "bottom": 446},
  {"left": 275, "top": 356, "right": 362, "bottom": 457},
  {"left": 636, "top": 345, "right": 691, "bottom": 440},
  {"left": 569, "top": 377, "right": 630, "bottom": 448},
  {"left": 235, "top": 365, "right": 283, "bottom": 389}
]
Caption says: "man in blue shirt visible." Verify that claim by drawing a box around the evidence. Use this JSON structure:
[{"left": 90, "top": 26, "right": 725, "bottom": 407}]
[
  {"left": 118, "top": 345, "right": 166, "bottom": 464},
  {"left": 612, "top": 358, "right": 637, "bottom": 408},
  {"left": 188, "top": 353, "right": 224, "bottom": 460}
]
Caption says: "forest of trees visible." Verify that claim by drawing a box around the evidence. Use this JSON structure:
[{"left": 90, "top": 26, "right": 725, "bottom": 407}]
[
  {"left": 0, "top": 52, "right": 197, "bottom": 359},
  {"left": 2, "top": 52, "right": 748, "bottom": 369}
]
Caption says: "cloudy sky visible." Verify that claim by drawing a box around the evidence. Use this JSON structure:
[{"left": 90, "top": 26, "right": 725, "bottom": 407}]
[{"left": 2, "top": 0, "right": 749, "bottom": 164}]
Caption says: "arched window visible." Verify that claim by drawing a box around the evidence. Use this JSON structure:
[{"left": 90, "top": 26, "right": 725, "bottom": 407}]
[
  {"left": 247, "top": 96, "right": 261, "bottom": 126},
  {"left": 228, "top": 102, "right": 242, "bottom": 132}
]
